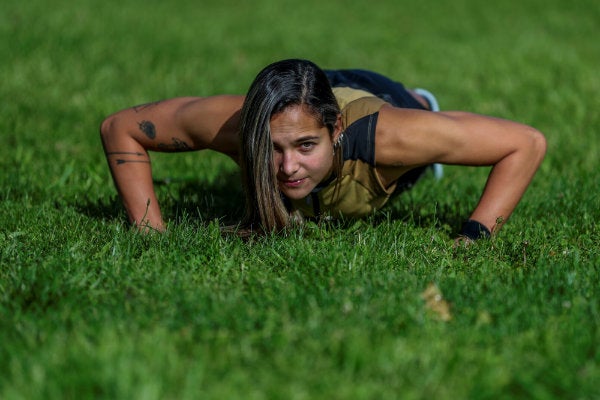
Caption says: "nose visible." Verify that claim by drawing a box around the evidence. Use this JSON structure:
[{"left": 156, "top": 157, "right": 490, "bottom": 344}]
[{"left": 279, "top": 151, "right": 299, "bottom": 176}]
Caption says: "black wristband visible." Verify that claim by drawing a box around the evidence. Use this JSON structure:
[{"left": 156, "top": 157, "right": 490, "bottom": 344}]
[{"left": 460, "top": 219, "right": 491, "bottom": 240}]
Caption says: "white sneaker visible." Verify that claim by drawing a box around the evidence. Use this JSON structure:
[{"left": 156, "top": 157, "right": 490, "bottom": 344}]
[{"left": 414, "top": 88, "right": 440, "bottom": 112}]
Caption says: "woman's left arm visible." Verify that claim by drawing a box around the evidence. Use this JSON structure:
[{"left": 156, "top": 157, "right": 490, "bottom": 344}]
[{"left": 376, "top": 106, "right": 547, "bottom": 235}]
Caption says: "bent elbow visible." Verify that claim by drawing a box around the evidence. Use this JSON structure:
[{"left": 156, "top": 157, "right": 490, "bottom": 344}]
[
  {"left": 529, "top": 127, "right": 547, "bottom": 164},
  {"left": 99, "top": 114, "right": 121, "bottom": 148},
  {"left": 100, "top": 115, "right": 113, "bottom": 138}
]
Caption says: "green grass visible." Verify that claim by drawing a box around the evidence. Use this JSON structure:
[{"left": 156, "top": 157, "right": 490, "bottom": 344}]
[{"left": 1, "top": 0, "right": 599, "bottom": 398}]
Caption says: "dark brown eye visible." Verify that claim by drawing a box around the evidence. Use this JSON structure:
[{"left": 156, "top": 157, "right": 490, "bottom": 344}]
[{"left": 300, "top": 142, "right": 315, "bottom": 151}]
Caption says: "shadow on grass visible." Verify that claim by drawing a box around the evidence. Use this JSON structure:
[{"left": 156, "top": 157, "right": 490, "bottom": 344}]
[
  {"left": 375, "top": 199, "right": 467, "bottom": 235},
  {"left": 72, "top": 170, "right": 245, "bottom": 227},
  {"left": 297, "top": 188, "right": 467, "bottom": 239},
  {"left": 72, "top": 170, "right": 465, "bottom": 235},
  {"left": 156, "top": 170, "right": 245, "bottom": 225},
  {"left": 306, "top": 198, "right": 466, "bottom": 238}
]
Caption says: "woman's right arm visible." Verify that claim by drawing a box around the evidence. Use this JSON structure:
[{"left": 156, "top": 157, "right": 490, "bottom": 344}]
[{"left": 99, "top": 95, "right": 244, "bottom": 231}]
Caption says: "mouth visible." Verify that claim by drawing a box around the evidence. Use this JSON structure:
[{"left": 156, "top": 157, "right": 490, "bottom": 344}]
[{"left": 279, "top": 178, "right": 306, "bottom": 188}]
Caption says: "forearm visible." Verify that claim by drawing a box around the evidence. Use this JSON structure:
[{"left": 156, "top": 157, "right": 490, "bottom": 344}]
[
  {"left": 468, "top": 130, "right": 546, "bottom": 234},
  {"left": 99, "top": 96, "right": 244, "bottom": 232},
  {"left": 100, "top": 118, "right": 165, "bottom": 232},
  {"left": 375, "top": 108, "right": 547, "bottom": 242}
]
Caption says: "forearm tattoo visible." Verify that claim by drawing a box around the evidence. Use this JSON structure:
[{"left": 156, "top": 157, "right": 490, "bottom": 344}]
[{"left": 105, "top": 151, "right": 150, "bottom": 165}]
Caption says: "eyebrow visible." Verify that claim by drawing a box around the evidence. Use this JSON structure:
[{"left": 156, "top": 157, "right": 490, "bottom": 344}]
[
  {"left": 271, "top": 134, "right": 323, "bottom": 148},
  {"left": 293, "top": 135, "right": 321, "bottom": 143}
]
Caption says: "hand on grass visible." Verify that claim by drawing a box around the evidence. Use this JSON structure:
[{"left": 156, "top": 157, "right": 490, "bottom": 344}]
[{"left": 453, "top": 236, "right": 475, "bottom": 248}]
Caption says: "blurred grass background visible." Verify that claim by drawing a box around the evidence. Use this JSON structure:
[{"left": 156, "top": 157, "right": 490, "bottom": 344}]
[{"left": 1, "top": 0, "right": 599, "bottom": 398}]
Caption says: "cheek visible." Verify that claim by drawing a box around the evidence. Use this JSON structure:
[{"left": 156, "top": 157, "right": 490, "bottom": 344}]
[{"left": 308, "top": 146, "right": 334, "bottom": 172}]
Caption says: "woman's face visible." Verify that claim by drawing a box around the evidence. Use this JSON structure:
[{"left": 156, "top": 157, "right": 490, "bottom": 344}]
[{"left": 270, "top": 105, "right": 341, "bottom": 200}]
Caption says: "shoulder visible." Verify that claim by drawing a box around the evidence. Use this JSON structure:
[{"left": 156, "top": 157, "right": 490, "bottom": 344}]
[
  {"left": 177, "top": 95, "right": 245, "bottom": 121},
  {"left": 375, "top": 105, "right": 445, "bottom": 164},
  {"left": 334, "top": 87, "right": 387, "bottom": 129},
  {"left": 175, "top": 95, "right": 245, "bottom": 156}
]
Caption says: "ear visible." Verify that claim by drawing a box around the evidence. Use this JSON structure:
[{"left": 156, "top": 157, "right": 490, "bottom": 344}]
[{"left": 331, "top": 114, "right": 343, "bottom": 142}]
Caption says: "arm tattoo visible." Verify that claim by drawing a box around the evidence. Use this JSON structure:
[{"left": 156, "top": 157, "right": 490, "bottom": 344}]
[
  {"left": 157, "top": 137, "right": 192, "bottom": 151},
  {"left": 133, "top": 101, "right": 162, "bottom": 113},
  {"left": 138, "top": 120, "right": 156, "bottom": 139},
  {"left": 106, "top": 151, "right": 150, "bottom": 166},
  {"left": 106, "top": 151, "right": 145, "bottom": 156},
  {"left": 116, "top": 159, "right": 151, "bottom": 165}
]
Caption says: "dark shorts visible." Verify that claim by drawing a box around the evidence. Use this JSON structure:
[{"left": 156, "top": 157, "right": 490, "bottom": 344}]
[{"left": 325, "top": 69, "right": 427, "bottom": 110}]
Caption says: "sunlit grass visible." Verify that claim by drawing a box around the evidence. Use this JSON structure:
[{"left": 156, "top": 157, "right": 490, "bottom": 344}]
[{"left": 1, "top": 0, "right": 599, "bottom": 398}]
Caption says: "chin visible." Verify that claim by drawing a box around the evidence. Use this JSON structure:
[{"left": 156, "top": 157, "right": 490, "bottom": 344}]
[
  {"left": 280, "top": 189, "right": 311, "bottom": 200},
  {"left": 279, "top": 184, "right": 316, "bottom": 200}
]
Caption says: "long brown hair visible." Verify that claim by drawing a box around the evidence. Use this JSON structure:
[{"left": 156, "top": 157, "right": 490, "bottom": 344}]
[{"left": 239, "top": 59, "right": 341, "bottom": 233}]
